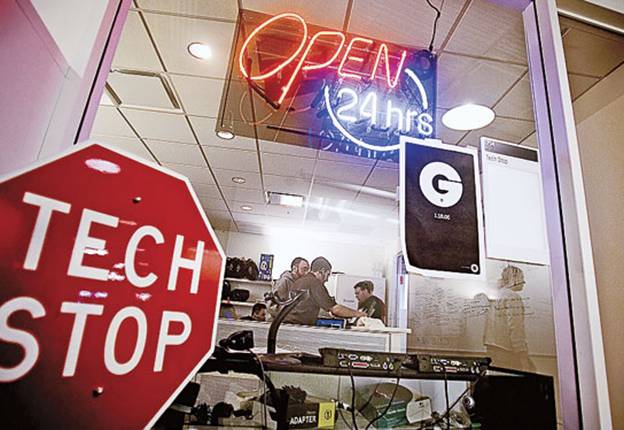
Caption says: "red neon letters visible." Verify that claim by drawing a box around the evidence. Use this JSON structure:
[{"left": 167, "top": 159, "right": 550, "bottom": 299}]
[{"left": 239, "top": 12, "right": 407, "bottom": 105}]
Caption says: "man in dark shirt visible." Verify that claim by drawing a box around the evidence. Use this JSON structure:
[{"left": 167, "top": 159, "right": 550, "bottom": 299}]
[
  {"left": 241, "top": 303, "right": 267, "bottom": 322},
  {"left": 284, "top": 257, "right": 366, "bottom": 325},
  {"left": 354, "top": 280, "right": 386, "bottom": 320}
]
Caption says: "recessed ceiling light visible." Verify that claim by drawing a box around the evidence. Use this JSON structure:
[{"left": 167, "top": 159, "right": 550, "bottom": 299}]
[
  {"left": 442, "top": 104, "right": 495, "bottom": 131},
  {"left": 267, "top": 191, "right": 304, "bottom": 208},
  {"left": 216, "top": 130, "right": 235, "bottom": 140},
  {"left": 232, "top": 176, "right": 246, "bottom": 184},
  {"left": 187, "top": 42, "right": 212, "bottom": 60},
  {"left": 240, "top": 205, "right": 253, "bottom": 211}
]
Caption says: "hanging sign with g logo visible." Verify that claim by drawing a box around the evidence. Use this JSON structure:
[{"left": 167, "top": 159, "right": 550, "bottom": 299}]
[{"left": 400, "top": 137, "right": 485, "bottom": 279}]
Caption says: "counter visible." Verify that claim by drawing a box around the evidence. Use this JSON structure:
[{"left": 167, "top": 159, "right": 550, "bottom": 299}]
[{"left": 215, "top": 318, "right": 411, "bottom": 354}]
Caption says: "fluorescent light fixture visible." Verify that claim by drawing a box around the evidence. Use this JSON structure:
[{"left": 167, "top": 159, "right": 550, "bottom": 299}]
[
  {"left": 187, "top": 42, "right": 212, "bottom": 60},
  {"left": 442, "top": 104, "right": 495, "bottom": 131},
  {"left": 216, "top": 130, "right": 235, "bottom": 140},
  {"left": 240, "top": 205, "right": 253, "bottom": 211},
  {"left": 267, "top": 191, "right": 304, "bottom": 208},
  {"left": 231, "top": 176, "right": 246, "bottom": 184}
]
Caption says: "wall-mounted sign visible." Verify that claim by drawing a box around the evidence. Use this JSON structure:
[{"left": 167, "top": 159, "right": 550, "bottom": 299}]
[
  {"left": 480, "top": 137, "right": 549, "bottom": 264},
  {"left": 400, "top": 137, "right": 485, "bottom": 279},
  {"left": 219, "top": 10, "right": 436, "bottom": 162},
  {"left": 0, "top": 143, "right": 225, "bottom": 429}
]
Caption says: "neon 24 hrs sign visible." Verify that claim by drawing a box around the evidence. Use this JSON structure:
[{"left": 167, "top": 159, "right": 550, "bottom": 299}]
[{"left": 235, "top": 11, "right": 436, "bottom": 161}]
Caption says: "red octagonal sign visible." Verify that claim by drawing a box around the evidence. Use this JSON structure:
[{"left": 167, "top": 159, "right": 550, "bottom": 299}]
[{"left": 0, "top": 143, "right": 225, "bottom": 428}]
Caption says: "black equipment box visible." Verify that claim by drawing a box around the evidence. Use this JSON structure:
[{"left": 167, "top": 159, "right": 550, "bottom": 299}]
[
  {"left": 320, "top": 348, "right": 407, "bottom": 371},
  {"left": 320, "top": 348, "right": 490, "bottom": 377}
]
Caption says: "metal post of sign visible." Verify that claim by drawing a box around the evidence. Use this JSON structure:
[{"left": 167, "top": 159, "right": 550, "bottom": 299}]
[{"left": 523, "top": 0, "right": 613, "bottom": 428}]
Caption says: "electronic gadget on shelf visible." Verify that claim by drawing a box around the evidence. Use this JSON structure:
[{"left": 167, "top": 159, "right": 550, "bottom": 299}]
[
  {"left": 319, "top": 348, "right": 407, "bottom": 371},
  {"left": 408, "top": 354, "right": 491, "bottom": 375},
  {"left": 319, "top": 348, "right": 491, "bottom": 376}
]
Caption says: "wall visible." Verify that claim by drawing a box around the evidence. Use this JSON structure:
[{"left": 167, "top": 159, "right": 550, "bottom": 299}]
[
  {"left": 0, "top": 0, "right": 126, "bottom": 174},
  {"left": 216, "top": 230, "right": 390, "bottom": 278},
  {"left": 573, "top": 62, "right": 624, "bottom": 429}
]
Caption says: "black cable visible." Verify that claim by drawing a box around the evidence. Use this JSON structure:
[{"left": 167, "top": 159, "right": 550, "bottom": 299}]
[
  {"left": 248, "top": 350, "right": 268, "bottom": 429},
  {"left": 370, "top": 376, "right": 401, "bottom": 429},
  {"left": 430, "top": 370, "right": 487, "bottom": 427},
  {"left": 443, "top": 371, "right": 450, "bottom": 430},
  {"left": 347, "top": 363, "right": 360, "bottom": 430},
  {"left": 335, "top": 372, "right": 356, "bottom": 429},
  {"left": 424, "top": 0, "right": 442, "bottom": 52},
  {"left": 364, "top": 363, "right": 402, "bottom": 430}
]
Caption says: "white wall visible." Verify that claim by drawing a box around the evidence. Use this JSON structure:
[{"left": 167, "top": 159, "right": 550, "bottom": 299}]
[
  {"left": 31, "top": 0, "right": 109, "bottom": 77},
  {"left": 217, "top": 229, "right": 390, "bottom": 278},
  {"left": 0, "top": 0, "right": 122, "bottom": 174},
  {"left": 573, "top": 62, "right": 624, "bottom": 430}
]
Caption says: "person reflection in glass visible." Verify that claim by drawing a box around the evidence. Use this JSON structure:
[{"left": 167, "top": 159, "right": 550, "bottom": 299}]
[{"left": 479, "top": 265, "right": 536, "bottom": 372}]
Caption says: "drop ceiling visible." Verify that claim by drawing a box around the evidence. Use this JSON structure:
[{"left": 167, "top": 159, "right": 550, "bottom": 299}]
[{"left": 89, "top": 0, "right": 624, "bottom": 237}]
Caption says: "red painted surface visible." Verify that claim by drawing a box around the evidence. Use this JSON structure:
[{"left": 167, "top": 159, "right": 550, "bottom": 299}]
[{"left": 0, "top": 143, "right": 224, "bottom": 429}]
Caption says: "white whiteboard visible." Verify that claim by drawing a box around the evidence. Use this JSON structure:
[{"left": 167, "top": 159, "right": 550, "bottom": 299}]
[
  {"left": 407, "top": 259, "right": 556, "bottom": 357},
  {"left": 480, "top": 137, "right": 549, "bottom": 265}
]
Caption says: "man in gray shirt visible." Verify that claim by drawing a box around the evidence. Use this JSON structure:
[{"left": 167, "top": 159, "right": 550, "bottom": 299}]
[
  {"left": 284, "top": 257, "right": 365, "bottom": 325},
  {"left": 274, "top": 257, "right": 309, "bottom": 301},
  {"left": 268, "top": 257, "right": 309, "bottom": 318}
]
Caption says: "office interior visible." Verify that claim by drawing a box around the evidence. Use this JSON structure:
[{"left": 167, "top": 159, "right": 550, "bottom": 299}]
[{"left": 3, "top": 0, "right": 623, "bottom": 429}]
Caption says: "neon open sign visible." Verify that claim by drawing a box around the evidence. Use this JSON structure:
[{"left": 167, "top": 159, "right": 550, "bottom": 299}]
[{"left": 235, "top": 11, "right": 436, "bottom": 161}]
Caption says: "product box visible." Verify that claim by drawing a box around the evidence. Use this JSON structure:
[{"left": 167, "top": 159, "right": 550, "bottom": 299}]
[
  {"left": 286, "top": 399, "right": 335, "bottom": 429},
  {"left": 258, "top": 253, "right": 274, "bottom": 281},
  {"left": 356, "top": 383, "right": 431, "bottom": 428}
]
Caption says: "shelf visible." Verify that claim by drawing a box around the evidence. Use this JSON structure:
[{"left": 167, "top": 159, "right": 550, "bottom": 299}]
[
  {"left": 224, "top": 277, "right": 273, "bottom": 286},
  {"left": 221, "top": 300, "right": 258, "bottom": 307}
]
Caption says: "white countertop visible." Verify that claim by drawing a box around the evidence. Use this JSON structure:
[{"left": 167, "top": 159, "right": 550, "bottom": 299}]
[{"left": 218, "top": 318, "right": 411, "bottom": 334}]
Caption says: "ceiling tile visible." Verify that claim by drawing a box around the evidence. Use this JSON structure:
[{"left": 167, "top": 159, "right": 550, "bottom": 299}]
[
  {"left": 349, "top": 0, "right": 466, "bottom": 49},
  {"left": 220, "top": 185, "right": 266, "bottom": 204},
  {"left": 259, "top": 140, "right": 318, "bottom": 159},
  {"left": 143, "top": 12, "right": 235, "bottom": 78},
  {"left": 170, "top": 75, "right": 223, "bottom": 116},
  {"left": 435, "top": 108, "right": 468, "bottom": 144},
  {"left": 317, "top": 150, "right": 376, "bottom": 166},
  {"left": 163, "top": 162, "right": 215, "bottom": 184},
  {"left": 91, "top": 106, "right": 135, "bottom": 137},
  {"left": 190, "top": 116, "right": 257, "bottom": 150},
  {"left": 207, "top": 216, "right": 234, "bottom": 231},
  {"left": 262, "top": 153, "right": 317, "bottom": 178},
  {"left": 263, "top": 174, "right": 311, "bottom": 195},
  {"left": 213, "top": 168, "right": 263, "bottom": 189},
  {"left": 460, "top": 116, "right": 534, "bottom": 148},
  {"left": 91, "top": 135, "right": 156, "bottom": 162},
  {"left": 364, "top": 166, "right": 399, "bottom": 192},
  {"left": 444, "top": 0, "right": 526, "bottom": 63},
  {"left": 355, "top": 191, "right": 397, "bottom": 207},
  {"left": 494, "top": 74, "right": 535, "bottom": 121},
  {"left": 437, "top": 54, "right": 527, "bottom": 109},
  {"left": 314, "top": 160, "right": 373, "bottom": 185},
  {"left": 204, "top": 147, "right": 260, "bottom": 172},
  {"left": 563, "top": 28, "right": 624, "bottom": 77},
  {"left": 568, "top": 73, "right": 599, "bottom": 100},
  {"left": 112, "top": 11, "right": 162, "bottom": 71},
  {"left": 121, "top": 109, "right": 195, "bottom": 143},
  {"left": 242, "top": 0, "right": 348, "bottom": 29},
  {"left": 145, "top": 140, "right": 205, "bottom": 166},
  {"left": 310, "top": 181, "right": 359, "bottom": 202},
  {"left": 191, "top": 182, "right": 221, "bottom": 197},
  {"left": 108, "top": 72, "right": 175, "bottom": 109},
  {"left": 520, "top": 132, "right": 537, "bottom": 148},
  {"left": 197, "top": 194, "right": 229, "bottom": 211},
  {"left": 136, "top": 0, "right": 238, "bottom": 20},
  {"left": 230, "top": 202, "right": 267, "bottom": 215},
  {"left": 265, "top": 204, "right": 306, "bottom": 219}
]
